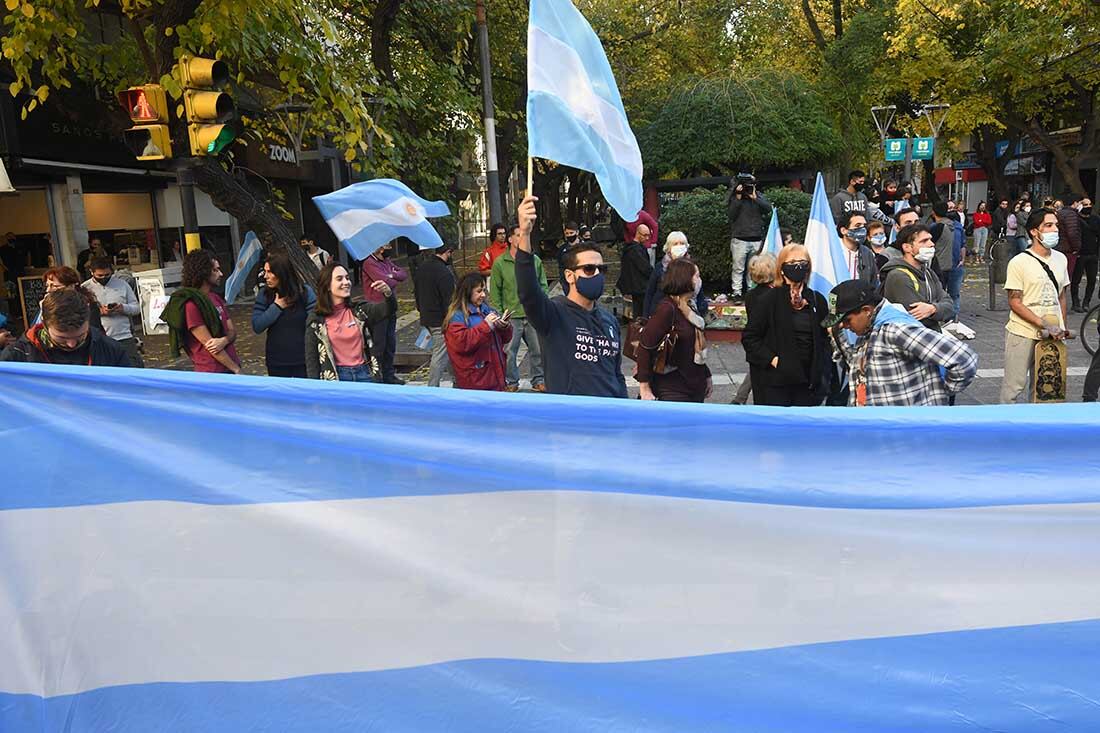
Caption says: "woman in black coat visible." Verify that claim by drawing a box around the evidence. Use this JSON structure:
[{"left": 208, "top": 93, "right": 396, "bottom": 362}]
[{"left": 741, "top": 244, "right": 832, "bottom": 407}]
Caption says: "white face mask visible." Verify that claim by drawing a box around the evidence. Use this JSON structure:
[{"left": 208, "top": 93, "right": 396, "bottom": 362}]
[
  {"left": 914, "top": 246, "right": 936, "bottom": 263},
  {"left": 1040, "top": 232, "right": 1059, "bottom": 249},
  {"left": 670, "top": 244, "right": 688, "bottom": 258}
]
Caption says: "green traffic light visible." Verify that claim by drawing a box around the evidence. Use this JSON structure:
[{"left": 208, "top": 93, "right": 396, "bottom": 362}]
[{"left": 207, "top": 126, "right": 237, "bottom": 154}]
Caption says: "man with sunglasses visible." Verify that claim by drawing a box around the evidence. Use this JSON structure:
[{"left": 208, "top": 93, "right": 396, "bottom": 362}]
[
  {"left": 515, "top": 196, "right": 627, "bottom": 398},
  {"left": 1, "top": 288, "right": 131, "bottom": 366}
]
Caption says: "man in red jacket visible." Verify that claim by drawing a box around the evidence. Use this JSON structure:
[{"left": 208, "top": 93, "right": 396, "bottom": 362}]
[{"left": 479, "top": 223, "right": 509, "bottom": 277}]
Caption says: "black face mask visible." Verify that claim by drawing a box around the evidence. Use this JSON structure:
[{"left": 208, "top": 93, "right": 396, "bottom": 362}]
[
  {"left": 853, "top": 181, "right": 866, "bottom": 193},
  {"left": 93, "top": 276, "right": 112, "bottom": 286},
  {"left": 782, "top": 262, "right": 810, "bottom": 283},
  {"left": 1082, "top": 207, "right": 1093, "bottom": 217}
]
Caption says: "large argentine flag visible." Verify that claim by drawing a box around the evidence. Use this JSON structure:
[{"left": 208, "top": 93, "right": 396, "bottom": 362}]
[
  {"left": 527, "top": 0, "right": 643, "bottom": 219},
  {"left": 313, "top": 179, "right": 450, "bottom": 260},
  {"left": 3, "top": 363, "right": 1100, "bottom": 731},
  {"left": 804, "top": 171, "right": 850, "bottom": 295}
]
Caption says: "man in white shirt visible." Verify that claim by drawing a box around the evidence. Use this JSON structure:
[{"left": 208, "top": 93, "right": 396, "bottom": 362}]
[
  {"left": 83, "top": 257, "right": 144, "bottom": 367},
  {"left": 1000, "top": 208, "right": 1071, "bottom": 403},
  {"left": 300, "top": 234, "right": 331, "bottom": 270}
]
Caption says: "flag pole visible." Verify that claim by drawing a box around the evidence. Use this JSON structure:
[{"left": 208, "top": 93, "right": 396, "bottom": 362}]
[{"left": 527, "top": 156, "right": 534, "bottom": 198}]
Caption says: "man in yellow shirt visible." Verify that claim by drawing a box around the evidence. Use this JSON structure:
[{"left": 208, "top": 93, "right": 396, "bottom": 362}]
[{"left": 1000, "top": 207, "right": 1071, "bottom": 403}]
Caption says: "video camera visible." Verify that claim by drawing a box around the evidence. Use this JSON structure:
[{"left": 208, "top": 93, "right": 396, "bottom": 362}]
[{"left": 735, "top": 172, "right": 756, "bottom": 197}]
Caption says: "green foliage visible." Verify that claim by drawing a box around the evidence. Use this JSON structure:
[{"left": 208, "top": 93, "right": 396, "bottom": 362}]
[
  {"left": 660, "top": 187, "right": 731, "bottom": 282},
  {"left": 640, "top": 71, "right": 843, "bottom": 178},
  {"left": 763, "top": 186, "right": 811, "bottom": 242}
]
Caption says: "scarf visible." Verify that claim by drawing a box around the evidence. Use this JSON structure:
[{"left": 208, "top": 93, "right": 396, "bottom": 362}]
[
  {"left": 789, "top": 282, "right": 807, "bottom": 310},
  {"left": 161, "top": 287, "right": 223, "bottom": 357},
  {"left": 676, "top": 297, "right": 708, "bottom": 366}
]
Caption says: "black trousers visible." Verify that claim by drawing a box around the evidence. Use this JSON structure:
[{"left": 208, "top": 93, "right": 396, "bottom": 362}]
[
  {"left": 1071, "top": 255, "right": 1098, "bottom": 307},
  {"left": 369, "top": 313, "right": 398, "bottom": 381},
  {"left": 755, "top": 382, "right": 822, "bottom": 407},
  {"left": 268, "top": 363, "right": 307, "bottom": 378}
]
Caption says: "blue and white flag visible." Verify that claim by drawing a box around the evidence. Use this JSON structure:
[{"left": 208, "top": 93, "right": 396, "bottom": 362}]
[
  {"left": 804, "top": 172, "right": 851, "bottom": 295},
  {"left": 3, "top": 362, "right": 1100, "bottom": 732},
  {"left": 763, "top": 207, "right": 783, "bottom": 256},
  {"left": 223, "top": 230, "right": 263, "bottom": 305},
  {"left": 313, "top": 179, "right": 450, "bottom": 260},
  {"left": 527, "top": 0, "right": 643, "bottom": 220}
]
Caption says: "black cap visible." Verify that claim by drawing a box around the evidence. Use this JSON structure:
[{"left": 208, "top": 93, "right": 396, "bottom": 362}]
[
  {"left": 933, "top": 201, "right": 950, "bottom": 218},
  {"left": 823, "top": 279, "right": 880, "bottom": 328}
]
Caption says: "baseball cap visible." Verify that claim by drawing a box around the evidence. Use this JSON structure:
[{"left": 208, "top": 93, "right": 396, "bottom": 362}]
[{"left": 823, "top": 279, "right": 880, "bottom": 328}]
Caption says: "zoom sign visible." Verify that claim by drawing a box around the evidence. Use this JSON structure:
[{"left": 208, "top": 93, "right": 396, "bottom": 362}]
[{"left": 268, "top": 144, "right": 297, "bottom": 164}]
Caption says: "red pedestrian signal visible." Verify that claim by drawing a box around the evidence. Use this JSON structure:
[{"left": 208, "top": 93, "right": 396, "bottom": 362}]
[{"left": 117, "top": 85, "right": 172, "bottom": 161}]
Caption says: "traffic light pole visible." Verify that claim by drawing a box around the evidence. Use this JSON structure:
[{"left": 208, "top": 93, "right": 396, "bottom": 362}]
[
  {"left": 476, "top": 0, "right": 502, "bottom": 225},
  {"left": 177, "top": 165, "right": 202, "bottom": 253},
  {"left": 903, "top": 136, "right": 913, "bottom": 188}
]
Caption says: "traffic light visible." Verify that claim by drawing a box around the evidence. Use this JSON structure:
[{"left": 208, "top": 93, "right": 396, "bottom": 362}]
[
  {"left": 178, "top": 55, "right": 237, "bottom": 156},
  {"left": 118, "top": 85, "right": 172, "bottom": 160}
]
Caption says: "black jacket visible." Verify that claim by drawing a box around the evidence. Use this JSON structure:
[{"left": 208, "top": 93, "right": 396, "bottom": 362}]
[
  {"left": 0, "top": 325, "right": 131, "bottom": 366},
  {"left": 1081, "top": 214, "right": 1100, "bottom": 257},
  {"left": 516, "top": 248, "right": 627, "bottom": 398},
  {"left": 414, "top": 254, "right": 456, "bottom": 329},
  {"left": 726, "top": 191, "right": 773, "bottom": 241},
  {"left": 617, "top": 241, "right": 653, "bottom": 295},
  {"left": 742, "top": 285, "right": 831, "bottom": 396}
]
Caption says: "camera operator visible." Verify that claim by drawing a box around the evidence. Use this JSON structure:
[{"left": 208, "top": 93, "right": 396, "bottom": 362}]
[{"left": 726, "top": 173, "right": 772, "bottom": 303}]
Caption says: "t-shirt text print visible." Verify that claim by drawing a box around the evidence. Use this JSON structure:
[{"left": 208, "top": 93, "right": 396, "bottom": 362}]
[{"left": 573, "top": 323, "right": 618, "bottom": 363}]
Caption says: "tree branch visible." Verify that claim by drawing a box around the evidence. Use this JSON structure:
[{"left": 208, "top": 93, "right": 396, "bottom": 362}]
[
  {"left": 126, "top": 16, "right": 158, "bottom": 80},
  {"left": 801, "top": 0, "right": 827, "bottom": 51}
]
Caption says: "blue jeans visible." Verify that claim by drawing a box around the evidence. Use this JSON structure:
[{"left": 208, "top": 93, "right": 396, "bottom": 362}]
[
  {"left": 946, "top": 265, "right": 965, "bottom": 318},
  {"left": 506, "top": 316, "right": 544, "bottom": 387},
  {"left": 336, "top": 364, "right": 373, "bottom": 382},
  {"left": 1014, "top": 236, "right": 1029, "bottom": 254}
]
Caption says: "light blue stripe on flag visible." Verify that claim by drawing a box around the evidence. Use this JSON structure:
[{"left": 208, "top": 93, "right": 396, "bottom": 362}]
[
  {"left": 803, "top": 172, "right": 851, "bottom": 296},
  {"left": 527, "top": 0, "right": 642, "bottom": 220},
  {"left": 223, "top": 231, "right": 263, "bottom": 305},
  {"left": 763, "top": 208, "right": 783, "bottom": 256},
  {"left": 313, "top": 179, "right": 450, "bottom": 260}
]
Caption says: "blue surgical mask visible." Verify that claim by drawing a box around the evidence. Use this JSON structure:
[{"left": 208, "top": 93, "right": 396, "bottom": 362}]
[
  {"left": 574, "top": 272, "right": 605, "bottom": 301},
  {"left": 1040, "top": 232, "right": 1060, "bottom": 249}
]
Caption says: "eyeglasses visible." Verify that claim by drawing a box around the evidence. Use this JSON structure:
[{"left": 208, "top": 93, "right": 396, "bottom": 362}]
[{"left": 570, "top": 264, "right": 609, "bottom": 276}]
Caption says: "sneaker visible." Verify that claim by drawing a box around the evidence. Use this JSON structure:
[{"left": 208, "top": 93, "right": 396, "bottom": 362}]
[
  {"left": 505, "top": 385, "right": 520, "bottom": 393},
  {"left": 532, "top": 384, "right": 547, "bottom": 393}
]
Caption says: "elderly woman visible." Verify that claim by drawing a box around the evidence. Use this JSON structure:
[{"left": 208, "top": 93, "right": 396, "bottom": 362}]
[
  {"left": 732, "top": 252, "right": 777, "bottom": 404},
  {"left": 741, "top": 244, "right": 831, "bottom": 406},
  {"left": 643, "top": 231, "right": 707, "bottom": 318}
]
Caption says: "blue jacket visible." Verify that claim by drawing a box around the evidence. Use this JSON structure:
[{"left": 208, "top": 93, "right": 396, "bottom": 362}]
[{"left": 952, "top": 220, "right": 965, "bottom": 267}]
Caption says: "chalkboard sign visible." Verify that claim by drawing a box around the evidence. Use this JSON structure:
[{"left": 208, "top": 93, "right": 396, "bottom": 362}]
[{"left": 17, "top": 275, "right": 46, "bottom": 329}]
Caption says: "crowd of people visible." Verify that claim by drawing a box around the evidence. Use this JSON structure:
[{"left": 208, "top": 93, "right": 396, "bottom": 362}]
[{"left": 2, "top": 182, "right": 1099, "bottom": 406}]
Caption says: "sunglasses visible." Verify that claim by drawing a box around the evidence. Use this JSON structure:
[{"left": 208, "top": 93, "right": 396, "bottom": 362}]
[{"left": 570, "top": 264, "right": 609, "bottom": 276}]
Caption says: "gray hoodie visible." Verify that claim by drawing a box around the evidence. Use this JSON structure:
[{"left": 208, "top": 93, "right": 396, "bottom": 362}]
[{"left": 879, "top": 256, "right": 954, "bottom": 331}]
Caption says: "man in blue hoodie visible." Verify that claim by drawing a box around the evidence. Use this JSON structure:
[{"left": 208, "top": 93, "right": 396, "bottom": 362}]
[{"left": 515, "top": 195, "right": 627, "bottom": 398}]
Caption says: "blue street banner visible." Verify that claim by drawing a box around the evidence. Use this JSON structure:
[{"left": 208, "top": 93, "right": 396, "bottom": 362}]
[
  {"left": 884, "top": 137, "right": 908, "bottom": 162},
  {"left": 313, "top": 179, "right": 450, "bottom": 260},
  {"left": 527, "top": 0, "right": 643, "bottom": 220},
  {"left": 912, "top": 136, "right": 935, "bottom": 160},
  {"left": 2, "top": 362, "right": 1100, "bottom": 732}
]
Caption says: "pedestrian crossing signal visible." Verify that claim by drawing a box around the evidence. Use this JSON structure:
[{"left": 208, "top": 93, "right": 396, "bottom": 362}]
[{"left": 117, "top": 85, "right": 172, "bottom": 161}]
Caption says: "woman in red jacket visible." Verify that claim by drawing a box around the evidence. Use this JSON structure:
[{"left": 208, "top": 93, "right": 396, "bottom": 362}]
[
  {"left": 444, "top": 272, "right": 513, "bottom": 391},
  {"left": 971, "top": 201, "right": 993, "bottom": 264}
]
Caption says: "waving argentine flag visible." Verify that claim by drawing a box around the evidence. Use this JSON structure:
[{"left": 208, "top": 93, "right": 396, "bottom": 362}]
[
  {"left": 763, "top": 208, "right": 784, "bottom": 256},
  {"left": 527, "top": 0, "right": 643, "bottom": 219},
  {"left": 223, "top": 231, "right": 263, "bottom": 305},
  {"left": 313, "top": 179, "right": 450, "bottom": 260},
  {"left": 803, "top": 172, "right": 850, "bottom": 295}
]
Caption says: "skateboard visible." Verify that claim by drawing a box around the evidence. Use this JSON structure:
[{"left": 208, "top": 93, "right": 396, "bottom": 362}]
[{"left": 1032, "top": 315, "right": 1068, "bottom": 403}]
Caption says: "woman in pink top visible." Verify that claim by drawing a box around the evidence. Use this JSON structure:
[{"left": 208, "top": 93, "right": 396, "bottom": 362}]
[
  {"left": 306, "top": 261, "right": 394, "bottom": 382},
  {"left": 360, "top": 242, "right": 408, "bottom": 384}
]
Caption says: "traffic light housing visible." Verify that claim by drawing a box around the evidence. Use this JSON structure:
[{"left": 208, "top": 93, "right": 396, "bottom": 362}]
[
  {"left": 118, "top": 85, "right": 172, "bottom": 160},
  {"left": 178, "top": 55, "right": 238, "bottom": 156}
]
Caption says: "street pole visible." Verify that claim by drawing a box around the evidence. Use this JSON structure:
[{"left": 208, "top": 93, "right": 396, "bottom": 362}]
[
  {"left": 476, "top": 0, "right": 503, "bottom": 225},
  {"left": 176, "top": 165, "right": 202, "bottom": 253},
  {"left": 903, "top": 136, "right": 913, "bottom": 188}
]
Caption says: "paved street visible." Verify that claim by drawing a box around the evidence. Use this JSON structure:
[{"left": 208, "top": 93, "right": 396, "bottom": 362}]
[{"left": 142, "top": 260, "right": 1095, "bottom": 406}]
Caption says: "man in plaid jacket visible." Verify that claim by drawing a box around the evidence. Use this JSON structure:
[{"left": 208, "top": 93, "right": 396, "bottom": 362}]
[{"left": 826, "top": 280, "right": 978, "bottom": 406}]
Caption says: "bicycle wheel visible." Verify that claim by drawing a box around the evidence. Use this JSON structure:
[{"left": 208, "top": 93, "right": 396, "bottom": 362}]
[{"left": 1082, "top": 303, "right": 1100, "bottom": 356}]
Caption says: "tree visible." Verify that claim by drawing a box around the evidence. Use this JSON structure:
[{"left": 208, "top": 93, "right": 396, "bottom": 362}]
[
  {"left": 640, "top": 71, "right": 843, "bottom": 178},
  {"left": 887, "top": 0, "right": 1100, "bottom": 196}
]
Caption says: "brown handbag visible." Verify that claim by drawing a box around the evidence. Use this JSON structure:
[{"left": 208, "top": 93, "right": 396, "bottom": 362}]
[{"left": 623, "top": 317, "right": 678, "bottom": 373}]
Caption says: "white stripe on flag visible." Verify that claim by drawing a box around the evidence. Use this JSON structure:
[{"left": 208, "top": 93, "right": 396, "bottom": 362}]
[
  {"left": 326, "top": 196, "right": 427, "bottom": 242},
  {"left": 5, "top": 492, "right": 1099, "bottom": 696},
  {"left": 528, "top": 26, "right": 643, "bottom": 179}
]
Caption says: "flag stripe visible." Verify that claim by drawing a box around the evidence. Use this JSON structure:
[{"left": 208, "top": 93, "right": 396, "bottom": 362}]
[
  {"left": 528, "top": 26, "right": 642, "bottom": 178},
  {"left": 4, "top": 619, "right": 1100, "bottom": 732},
  {"left": 3, "top": 491, "right": 1099, "bottom": 697},
  {"left": 325, "top": 196, "right": 427, "bottom": 241}
]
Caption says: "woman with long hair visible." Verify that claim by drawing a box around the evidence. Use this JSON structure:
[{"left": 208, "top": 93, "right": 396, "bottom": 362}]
[
  {"left": 971, "top": 200, "right": 992, "bottom": 264},
  {"left": 305, "top": 261, "right": 394, "bottom": 382},
  {"left": 444, "top": 272, "right": 512, "bottom": 391},
  {"left": 251, "top": 250, "right": 316, "bottom": 378},
  {"left": 636, "top": 258, "right": 711, "bottom": 402},
  {"left": 36, "top": 266, "right": 103, "bottom": 332},
  {"left": 741, "top": 244, "right": 831, "bottom": 406}
]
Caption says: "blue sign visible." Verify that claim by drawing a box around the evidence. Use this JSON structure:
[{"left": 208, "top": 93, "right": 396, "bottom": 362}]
[
  {"left": 884, "top": 138, "right": 908, "bottom": 162},
  {"left": 912, "top": 137, "right": 935, "bottom": 160}
]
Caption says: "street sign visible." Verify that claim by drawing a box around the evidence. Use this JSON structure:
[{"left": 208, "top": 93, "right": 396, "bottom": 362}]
[
  {"left": 912, "top": 137, "right": 935, "bottom": 160},
  {"left": 884, "top": 138, "right": 907, "bottom": 162}
]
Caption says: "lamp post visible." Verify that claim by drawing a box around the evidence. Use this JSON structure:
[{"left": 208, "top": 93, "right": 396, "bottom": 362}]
[{"left": 476, "top": 0, "right": 503, "bottom": 225}]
